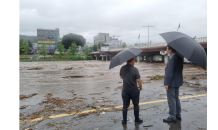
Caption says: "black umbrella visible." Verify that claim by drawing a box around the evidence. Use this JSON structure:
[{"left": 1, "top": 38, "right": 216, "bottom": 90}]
[
  {"left": 109, "top": 48, "right": 142, "bottom": 69},
  {"left": 159, "top": 31, "right": 207, "bottom": 70}
]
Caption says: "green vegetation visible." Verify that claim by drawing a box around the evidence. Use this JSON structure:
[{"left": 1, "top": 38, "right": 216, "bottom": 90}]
[
  {"left": 58, "top": 42, "right": 65, "bottom": 58},
  {"left": 62, "top": 33, "right": 86, "bottom": 49},
  {"left": 38, "top": 42, "right": 49, "bottom": 59},
  {"left": 122, "top": 42, "right": 127, "bottom": 48},
  {"left": 20, "top": 55, "right": 93, "bottom": 62},
  {"left": 20, "top": 35, "right": 37, "bottom": 43},
  {"left": 20, "top": 40, "right": 30, "bottom": 59},
  {"left": 20, "top": 39, "right": 32, "bottom": 55},
  {"left": 92, "top": 44, "right": 98, "bottom": 51},
  {"left": 83, "top": 45, "right": 91, "bottom": 57},
  {"left": 69, "top": 42, "right": 77, "bottom": 56},
  {"left": 97, "top": 42, "right": 103, "bottom": 49}
]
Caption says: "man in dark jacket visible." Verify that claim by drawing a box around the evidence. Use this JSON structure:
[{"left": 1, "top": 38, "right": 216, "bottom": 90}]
[
  {"left": 163, "top": 45, "right": 183, "bottom": 123},
  {"left": 120, "top": 58, "right": 143, "bottom": 127}
]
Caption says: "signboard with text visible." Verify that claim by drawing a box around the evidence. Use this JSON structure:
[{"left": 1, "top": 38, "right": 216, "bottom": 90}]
[
  {"left": 101, "top": 46, "right": 109, "bottom": 52},
  {"left": 38, "top": 41, "right": 55, "bottom": 44}
]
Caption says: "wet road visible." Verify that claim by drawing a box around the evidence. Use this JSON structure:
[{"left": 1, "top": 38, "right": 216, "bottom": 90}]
[{"left": 20, "top": 61, "right": 207, "bottom": 130}]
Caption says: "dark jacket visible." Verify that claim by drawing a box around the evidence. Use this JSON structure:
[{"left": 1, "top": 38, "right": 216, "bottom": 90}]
[{"left": 164, "top": 53, "right": 183, "bottom": 87}]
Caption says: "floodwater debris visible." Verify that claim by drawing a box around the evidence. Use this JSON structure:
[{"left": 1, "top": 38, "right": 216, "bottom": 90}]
[
  {"left": 64, "top": 67, "right": 73, "bottom": 70},
  {"left": 20, "top": 105, "right": 28, "bottom": 109},
  {"left": 143, "top": 125, "right": 153, "bottom": 127},
  {"left": 78, "top": 113, "right": 89, "bottom": 117},
  {"left": 67, "top": 90, "right": 75, "bottom": 93},
  {"left": 114, "top": 86, "right": 123, "bottom": 91},
  {"left": 20, "top": 93, "right": 38, "bottom": 100},
  {"left": 127, "top": 117, "right": 132, "bottom": 122},
  {"left": 147, "top": 75, "right": 164, "bottom": 80},
  {"left": 100, "top": 112, "right": 106, "bottom": 114},
  {"left": 62, "top": 75, "right": 85, "bottom": 78},
  {"left": 89, "top": 92, "right": 104, "bottom": 95},
  {"left": 27, "top": 66, "right": 43, "bottom": 70}
]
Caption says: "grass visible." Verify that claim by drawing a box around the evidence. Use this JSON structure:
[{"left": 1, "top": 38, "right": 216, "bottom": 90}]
[{"left": 20, "top": 56, "right": 93, "bottom": 62}]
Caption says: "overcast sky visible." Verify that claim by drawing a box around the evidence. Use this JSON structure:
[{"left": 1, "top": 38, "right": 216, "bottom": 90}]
[{"left": 20, "top": 0, "right": 207, "bottom": 45}]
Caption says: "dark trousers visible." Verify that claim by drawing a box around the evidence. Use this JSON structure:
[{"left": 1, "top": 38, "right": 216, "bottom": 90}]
[
  {"left": 167, "top": 87, "right": 181, "bottom": 120},
  {"left": 122, "top": 91, "right": 140, "bottom": 123},
  {"left": 122, "top": 91, "right": 140, "bottom": 111}
]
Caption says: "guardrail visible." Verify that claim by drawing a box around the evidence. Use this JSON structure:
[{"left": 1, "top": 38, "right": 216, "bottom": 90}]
[
  {"left": 90, "top": 37, "right": 207, "bottom": 53},
  {"left": 195, "top": 37, "right": 207, "bottom": 43}
]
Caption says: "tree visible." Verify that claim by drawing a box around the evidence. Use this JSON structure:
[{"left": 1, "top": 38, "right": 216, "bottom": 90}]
[
  {"left": 69, "top": 42, "right": 77, "bottom": 56},
  {"left": 20, "top": 40, "right": 29, "bottom": 59},
  {"left": 62, "top": 33, "right": 86, "bottom": 49},
  {"left": 20, "top": 39, "right": 24, "bottom": 54},
  {"left": 92, "top": 44, "right": 98, "bottom": 51},
  {"left": 19, "top": 35, "right": 38, "bottom": 43},
  {"left": 27, "top": 40, "right": 33, "bottom": 48},
  {"left": 39, "top": 42, "right": 49, "bottom": 59},
  {"left": 134, "top": 43, "right": 138, "bottom": 46},
  {"left": 19, "top": 39, "right": 23, "bottom": 54},
  {"left": 122, "top": 42, "right": 127, "bottom": 48},
  {"left": 58, "top": 42, "right": 64, "bottom": 58},
  {"left": 83, "top": 45, "right": 91, "bottom": 57},
  {"left": 98, "top": 42, "right": 103, "bottom": 49}
]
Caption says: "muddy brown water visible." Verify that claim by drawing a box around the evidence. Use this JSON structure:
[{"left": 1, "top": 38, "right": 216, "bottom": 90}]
[{"left": 20, "top": 61, "right": 207, "bottom": 130}]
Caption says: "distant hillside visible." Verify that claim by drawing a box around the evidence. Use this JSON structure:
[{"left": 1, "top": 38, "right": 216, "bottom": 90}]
[{"left": 20, "top": 35, "right": 37, "bottom": 43}]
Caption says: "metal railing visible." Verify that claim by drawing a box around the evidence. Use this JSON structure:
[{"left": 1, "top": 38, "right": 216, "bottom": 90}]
[
  {"left": 195, "top": 37, "right": 207, "bottom": 43},
  {"left": 90, "top": 37, "right": 207, "bottom": 53}
]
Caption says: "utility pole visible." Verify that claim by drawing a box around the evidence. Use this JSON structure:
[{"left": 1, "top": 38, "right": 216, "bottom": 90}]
[{"left": 143, "top": 25, "right": 154, "bottom": 44}]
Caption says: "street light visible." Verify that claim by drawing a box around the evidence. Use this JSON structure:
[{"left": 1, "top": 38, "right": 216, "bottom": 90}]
[{"left": 143, "top": 25, "right": 154, "bottom": 44}]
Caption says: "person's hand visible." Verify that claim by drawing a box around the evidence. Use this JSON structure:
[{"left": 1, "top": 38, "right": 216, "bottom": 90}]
[
  {"left": 165, "top": 85, "right": 169, "bottom": 91},
  {"left": 139, "top": 87, "right": 142, "bottom": 91},
  {"left": 165, "top": 65, "right": 167, "bottom": 69}
]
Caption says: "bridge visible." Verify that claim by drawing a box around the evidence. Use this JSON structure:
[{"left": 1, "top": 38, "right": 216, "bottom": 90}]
[{"left": 90, "top": 37, "right": 207, "bottom": 64}]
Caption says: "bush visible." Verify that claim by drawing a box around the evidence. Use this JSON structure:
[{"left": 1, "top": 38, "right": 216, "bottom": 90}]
[
  {"left": 86, "top": 56, "right": 93, "bottom": 60},
  {"left": 77, "top": 56, "right": 85, "bottom": 60},
  {"left": 70, "top": 56, "right": 78, "bottom": 60}
]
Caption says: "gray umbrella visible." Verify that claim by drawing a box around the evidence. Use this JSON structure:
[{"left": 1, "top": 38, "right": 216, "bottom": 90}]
[
  {"left": 109, "top": 48, "right": 142, "bottom": 69},
  {"left": 159, "top": 31, "right": 207, "bottom": 70}
]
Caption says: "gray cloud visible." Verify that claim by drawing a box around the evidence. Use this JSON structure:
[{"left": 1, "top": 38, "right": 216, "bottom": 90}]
[{"left": 20, "top": 0, "right": 207, "bottom": 45}]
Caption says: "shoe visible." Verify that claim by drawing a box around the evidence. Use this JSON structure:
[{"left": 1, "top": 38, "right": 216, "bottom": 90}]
[
  {"left": 176, "top": 116, "right": 181, "bottom": 120},
  {"left": 122, "top": 111, "right": 127, "bottom": 127},
  {"left": 135, "top": 118, "right": 143, "bottom": 124},
  {"left": 134, "top": 110, "right": 143, "bottom": 124},
  {"left": 163, "top": 117, "right": 177, "bottom": 123},
  {"left": 122, "top": 121, "right": 127, "bottom": 127}
]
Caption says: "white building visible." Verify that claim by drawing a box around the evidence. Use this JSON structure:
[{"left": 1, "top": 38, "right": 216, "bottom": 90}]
[
  {"left": 94, "top": 33, "right": 110, "bottom": 44},
  {"left": 86, "top": 42, "right": 94, "bottom": 47}
]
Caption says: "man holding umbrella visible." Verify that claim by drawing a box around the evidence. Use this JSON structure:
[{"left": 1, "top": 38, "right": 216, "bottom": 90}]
[
  {"left": 120, "top": 58, "right": 143, "bottom": 126},
  {"left": 160, "top": 31, "right": 207, "bottom": 123},
  {"left": 163, "top": 45, "right": 183, "bottom": 123},
  {"left": 109, "top": 48, "right": 144, "bottom": 127}
]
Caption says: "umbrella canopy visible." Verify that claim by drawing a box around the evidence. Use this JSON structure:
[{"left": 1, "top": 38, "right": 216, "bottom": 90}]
[
  {"left": 159, "top": 31, "right": 207, "bottom": 70},
  {"left": 109, "top": 48, "right": 142, "bottom": 69}
]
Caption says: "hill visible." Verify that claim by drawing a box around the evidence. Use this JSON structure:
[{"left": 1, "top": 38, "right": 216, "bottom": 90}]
[{"left": 20, "top": 35, "right": 37, "bottom": 43}]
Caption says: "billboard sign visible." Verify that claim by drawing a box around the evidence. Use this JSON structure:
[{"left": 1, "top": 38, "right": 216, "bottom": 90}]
[
  {"left": 101, "top": 46, "right": 109, "bottom": 52},
  {"left": 38, "top": 41, "right": 55, "bottom": 44}
]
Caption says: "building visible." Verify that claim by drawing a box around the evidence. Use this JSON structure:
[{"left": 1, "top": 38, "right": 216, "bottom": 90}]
[
  {"left": 86, "top": 42, "right": 94, "bottom": 47},
  {"left": 37, "top": 28, "right": 60, "bottom": 50},
  {"left": 94, "top": 33, "right": 110, "bottom": 44},
  {"left": 107, "top": 40, "right": 122, "bottom": 49},
  {"left": 32, "top": 43, "right": 38, "bottom": 50}
]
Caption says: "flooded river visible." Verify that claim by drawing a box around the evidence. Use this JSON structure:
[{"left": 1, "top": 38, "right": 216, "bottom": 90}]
[{"left": 20, "top": 61, "right": 207, "bottom": 130}]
